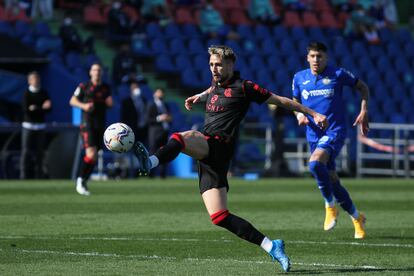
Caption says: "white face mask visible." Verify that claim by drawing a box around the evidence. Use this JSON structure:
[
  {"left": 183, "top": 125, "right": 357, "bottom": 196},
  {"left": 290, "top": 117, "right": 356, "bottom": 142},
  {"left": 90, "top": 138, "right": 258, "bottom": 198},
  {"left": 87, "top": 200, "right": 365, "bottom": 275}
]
[{"left": 132, "top": 88, "right": 141, "bottom": 96}]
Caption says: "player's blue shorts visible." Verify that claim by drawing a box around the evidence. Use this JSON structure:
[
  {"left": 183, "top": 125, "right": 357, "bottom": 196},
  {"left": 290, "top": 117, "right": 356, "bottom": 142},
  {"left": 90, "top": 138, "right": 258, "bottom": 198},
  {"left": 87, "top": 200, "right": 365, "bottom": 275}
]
[{"left": 309, "top": 135, "right": 345, "bottom": 171}]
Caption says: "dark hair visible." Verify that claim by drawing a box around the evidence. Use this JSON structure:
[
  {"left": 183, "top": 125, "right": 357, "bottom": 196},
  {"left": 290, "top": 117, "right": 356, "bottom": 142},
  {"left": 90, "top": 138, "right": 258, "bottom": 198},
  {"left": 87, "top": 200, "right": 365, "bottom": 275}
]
[
  {"left": 307, "top": 42, "right": 328, "bottom": 53},
  {"left": 208, "top": 45, "right": 237, "bottom": 63}
]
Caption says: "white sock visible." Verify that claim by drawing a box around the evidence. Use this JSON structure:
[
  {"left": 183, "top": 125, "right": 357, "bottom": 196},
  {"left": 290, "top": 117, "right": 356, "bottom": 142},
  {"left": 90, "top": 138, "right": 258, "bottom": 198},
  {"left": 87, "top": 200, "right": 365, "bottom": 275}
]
[
  {"left": 149, "top": 155, "right": 159, "bottom": 169},
  {"left": 325, "top": 200, "right": 335, "bottom": 208},
  {"left": 260, "top": 237, "right": 273, "bottom": 253},
  {"left": 351, "top": 210, "right": 359, "bottom": 220}
]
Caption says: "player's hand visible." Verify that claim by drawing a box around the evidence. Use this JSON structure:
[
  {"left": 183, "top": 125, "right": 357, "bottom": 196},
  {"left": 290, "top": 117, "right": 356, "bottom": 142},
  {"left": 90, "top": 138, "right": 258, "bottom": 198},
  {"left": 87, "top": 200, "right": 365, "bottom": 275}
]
[
  {"left": 185, "top": 95, "right": 201, "bottom": 110},
  {"left": 353, "top": 110, "right": 369, "bottom": 136},
  {"left": 296, "top": 113, "right": 310, "bottom": 126},
  {"left": 313, "top": 113, "right": 328, "bottom": 130},
  {"left": 42, "top": 100, "right": 51, "bottom": 110},
  {"left": 83, "top": 102, "right": 94, "bottom": 112},
  {"left": 28, "top": 105, "right": 37, "bottom": 111}
]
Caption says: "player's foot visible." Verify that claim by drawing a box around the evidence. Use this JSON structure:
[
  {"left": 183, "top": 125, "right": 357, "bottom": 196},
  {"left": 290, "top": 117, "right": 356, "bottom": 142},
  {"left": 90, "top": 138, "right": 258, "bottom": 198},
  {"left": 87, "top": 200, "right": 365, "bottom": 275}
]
[
  {"left": 352, "top": 213, "right": 366, "bottom": 239},
  {"left": 324, "top": 206, "right": 338, "bottom": 231},
  {"left": 268, "top": 239, "right": 290, "bottom": 272},
  {"left": 133, "top": 141, "right": 151, "bottom": 176},
  {"left": 76, "top": 177, "right": 90, "bottom": 196}
]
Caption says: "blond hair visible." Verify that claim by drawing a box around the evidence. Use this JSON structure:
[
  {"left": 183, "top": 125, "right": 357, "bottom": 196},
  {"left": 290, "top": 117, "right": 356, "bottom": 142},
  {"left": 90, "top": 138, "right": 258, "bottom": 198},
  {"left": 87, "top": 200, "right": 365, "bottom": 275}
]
[{"left": 208, "top": 45, "right": 236, "bottom": 63}]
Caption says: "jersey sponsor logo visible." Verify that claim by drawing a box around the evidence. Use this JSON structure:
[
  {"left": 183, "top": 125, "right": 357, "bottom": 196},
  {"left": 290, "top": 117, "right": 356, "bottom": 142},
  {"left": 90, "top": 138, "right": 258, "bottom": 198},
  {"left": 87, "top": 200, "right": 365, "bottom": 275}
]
[
  {"left": 322, "top": 77, "right": 331, "bottom": 85},
  {"left": 206, "top": 103, "right": 225, "bottom": 112},
  {"left": 210, "top": 94, "right": 218, "bottom": 104},
  {"left": 302, "top": 88, "right": 334, "bottom": 100},
  {"left": 302, "top": 80, "right": 311, "bottom": 85},
  {"left": 224, "top": 88, "right": 232, "bottom": 97}
]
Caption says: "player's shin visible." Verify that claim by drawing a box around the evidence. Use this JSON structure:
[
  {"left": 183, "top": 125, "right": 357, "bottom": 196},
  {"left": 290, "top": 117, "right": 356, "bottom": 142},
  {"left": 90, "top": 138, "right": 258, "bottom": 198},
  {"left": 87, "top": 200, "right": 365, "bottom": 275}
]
[
  {"left": 154, "top": 133, "right": 184, "bottom": 164},
  {"left": 332, "top": 180, "right": 359, "bottom": 218},
  {"left": 309, "top": 161, "right": 334, "bottom": 206}
]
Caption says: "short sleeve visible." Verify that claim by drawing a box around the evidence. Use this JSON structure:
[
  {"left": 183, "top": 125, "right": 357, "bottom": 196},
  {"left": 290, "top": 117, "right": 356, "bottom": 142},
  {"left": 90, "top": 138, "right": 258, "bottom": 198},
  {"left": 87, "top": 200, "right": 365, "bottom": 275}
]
[
  {"left": 292, "top": 73, "right": 301, "bottom": 100},
  {"left": 242, "top": 80, "right": 272, "bottom": 104},
  {"left": 73, "top": 83, "right": 84, "bottom": 99},
  {"left": 338, "top": 68, "right": 358, "bottom": 87}
]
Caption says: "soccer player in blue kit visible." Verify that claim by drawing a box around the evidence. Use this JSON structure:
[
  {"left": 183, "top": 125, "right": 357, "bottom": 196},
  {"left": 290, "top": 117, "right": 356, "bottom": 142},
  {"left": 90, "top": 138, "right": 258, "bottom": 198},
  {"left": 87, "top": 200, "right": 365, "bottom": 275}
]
[{"left": 292, "top": 42, "right": 370, "bottom": 239}]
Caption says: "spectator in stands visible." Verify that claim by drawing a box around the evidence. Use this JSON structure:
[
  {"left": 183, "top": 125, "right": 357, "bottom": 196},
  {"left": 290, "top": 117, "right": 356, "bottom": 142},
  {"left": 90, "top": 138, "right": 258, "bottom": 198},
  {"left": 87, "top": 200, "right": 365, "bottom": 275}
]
[
  {"left": 344, "top": 4, "right": 380, "bottom": 44},
  {"left": 146, "top": 88, "right": 172, "bottom": 178},
  {"left": 59, "top": 17, "right": 95, "bottom": 54},
  {"left": 369, "top": 0, "right": 398, "bottom": 28},
  {"left": 121, "top": 81, "right": 149, "bottom": 177},
  {"left": 330, "top": 0, "right": 354, "bottom": 12},
  {"left": 198, "top": 0, "right": 239, "bottom": 40},
  {"left": 70, "top": 63, "right": 113, "bottom": 196},
  {"left": 141, "top": 0, "right": 172, "bottom": 25},
  {"left": 31, "top": 0, "right": 53, "bottom": 20},
  {"left": 20, "top": 71, "right": 52, "bottom": 179},
  {"left": 121, "top": 81, "right": 148, "bottom": 147},
  {"left": 282, "top": 0, "right": 309, "bottom": 11},
  {"left": 108, "top": 1, "right": 135, "bottom": 38},
  {"left": 248, "top": 0, "right": 281, "bottom": 25},
  {"left": 292, "top": 41, "right": 370, "bottom": 239},
  {"left": 112, "top": 44, "right": 144, "bottom": 85}
]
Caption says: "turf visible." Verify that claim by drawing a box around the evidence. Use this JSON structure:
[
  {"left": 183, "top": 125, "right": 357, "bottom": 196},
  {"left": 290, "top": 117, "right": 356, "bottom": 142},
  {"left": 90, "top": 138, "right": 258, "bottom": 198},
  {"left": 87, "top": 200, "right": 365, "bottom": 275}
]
[{"left": 0, "top": 178, "right": 413, "bottom": 275}]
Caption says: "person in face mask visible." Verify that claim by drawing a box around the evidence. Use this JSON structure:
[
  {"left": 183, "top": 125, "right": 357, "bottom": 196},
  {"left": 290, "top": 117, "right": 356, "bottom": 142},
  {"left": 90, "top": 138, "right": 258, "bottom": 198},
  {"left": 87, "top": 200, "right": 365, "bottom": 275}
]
[{"left": 20, "top": 71, "right": 52, "bottom": 179}]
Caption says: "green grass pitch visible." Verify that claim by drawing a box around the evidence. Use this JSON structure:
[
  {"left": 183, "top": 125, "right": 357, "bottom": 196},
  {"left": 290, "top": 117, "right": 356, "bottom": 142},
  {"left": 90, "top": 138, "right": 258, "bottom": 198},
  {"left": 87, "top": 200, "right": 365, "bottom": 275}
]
[{"left": 0, "top": 178, "right": 413, "bottom": 275}]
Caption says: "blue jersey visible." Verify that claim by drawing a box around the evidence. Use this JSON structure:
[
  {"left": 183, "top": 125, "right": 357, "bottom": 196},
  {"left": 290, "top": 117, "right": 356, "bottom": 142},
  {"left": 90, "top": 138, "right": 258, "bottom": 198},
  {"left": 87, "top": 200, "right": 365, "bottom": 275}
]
[{"left": 292, "top": 66, "right": 358, "bottom": 143}]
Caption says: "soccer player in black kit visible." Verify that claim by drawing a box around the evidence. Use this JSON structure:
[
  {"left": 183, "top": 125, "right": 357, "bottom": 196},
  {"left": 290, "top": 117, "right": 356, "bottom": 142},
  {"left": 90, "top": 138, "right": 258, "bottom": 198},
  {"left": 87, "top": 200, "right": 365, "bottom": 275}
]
[
  {"left": 134, "top": 46, "right": 328, "bottom": 272},
  {"left": 70, "top": 63, "right": 113, "bottom": 195}
]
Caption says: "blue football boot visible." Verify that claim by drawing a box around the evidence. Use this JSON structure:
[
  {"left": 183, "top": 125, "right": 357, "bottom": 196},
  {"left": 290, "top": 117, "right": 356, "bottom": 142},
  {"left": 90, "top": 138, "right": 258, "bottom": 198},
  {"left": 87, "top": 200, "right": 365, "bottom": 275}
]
[
  {"left": 133, "top": 141, "right": 151, "bottom": 176},
  {"left": 268, "top": 239, "right": 290, "bottom": 272}
]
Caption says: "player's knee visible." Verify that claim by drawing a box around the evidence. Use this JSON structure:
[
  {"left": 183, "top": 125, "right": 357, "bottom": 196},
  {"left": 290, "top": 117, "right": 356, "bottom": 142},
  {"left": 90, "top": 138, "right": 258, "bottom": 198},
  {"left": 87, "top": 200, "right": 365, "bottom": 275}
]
[
  {"left": 210, "top": 209, "right": 230, "bottom": 225},
  {"left": 170, "top": 132, "right": 185, "bottom": 149},
  {"left": 309, "top": 160, "right": 325, "bottom": 176},
  {"left": 329, "top": 171, "right": 339, "bottom": 183}
]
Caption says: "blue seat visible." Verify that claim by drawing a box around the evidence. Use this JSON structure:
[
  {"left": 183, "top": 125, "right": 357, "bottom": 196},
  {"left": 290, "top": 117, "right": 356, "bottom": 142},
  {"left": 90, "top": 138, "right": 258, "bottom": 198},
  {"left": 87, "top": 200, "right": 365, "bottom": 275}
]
[
  {"left": 390, "top": 114, "right": 406, "bottom": 124},
  {"left": 169, "top": 38, "right": 187, "bottom": 54},
  {"left": 279, "top": 39, "right": 296, "bottom": 56},
  {"left": 247, "top": 55, "right": 266, "bottom": 71},
  {"left": 0, "top": 21, "right": 13, "bottom": 36},
  {"left": 235, "top": 55, "right": 248, "bottom": 72},
  {"left": 285, "top": 56, "right": 302, "bottom": 72},
  {"left": 404, "top": 41, "right": 414, "bottom": 59},
  {"left": 164, "top": 23, "right": 182, "bottom": 39},
  {"left": 350, "top": 41, "right": 368, "bottom": 58},
  {"left": 307, "top": 27, "right": 326, "bottom": 42},
  {"left": 396, "top": 28, "right": 412, "bottom": 45},
  {"left": 255, "top": 69, "right": 273, "bottom": 87},
  {"left": 378, "top": 28, "right": 394, "bottom": 43},
  {"left": 384, "top": 72, "right": 399, "bottom": 88},
  {"left": 254, "top": 24, "right": 271, "bottom": 41},
  {"left": 175, "top": 54, "right": 192, "bottom": 71},
  {"left": 273, "top": 69, "right": 291, "bottom": 89},
  {"left": 241, "top": 39, "right": 257, "bottom": 55},
  {"left": 332, "top": 39, "right": 349, "bottom": 58},
  {"left": 188, "top": 38, "right": 205, "bottom": 55},
  {"left": 368, "top": 45, "right": 385, "bottom": 59},
  {"left": 151, "top": 38, "right": 169, "bottom": 54},
  {"left": 35, "top": 36, "right": 62, "bottom": 55},
  {"left": 200, "top": 69, "right": 211, "bottom": 87},
  {"left": 272, "top": 26, "right": 288, "bottom": 41},
  {"left": 357, "top": 56, "right": 375, "bottom": 75},
  {"left": 131, "top": 35, "right": 152, "bottom": 56},
  {"left": 155, "top": 54, "right": 176, "bottom": 72},
  {"left": 392, "top": 84, "right": 406, "bottom": 102},
  {"left": 145, "top": 23, "right": 163, "bottom": 39},
  {"left": 224, "top": 39, "right": 242, "bottom": 56},
  {"left": 65, "top": 51, "right": 82, "bottom": 70},
  {"left": 266, "top": 54, "right": 283, "bottom": 71},
  {"left": 34, "top": 22, "right": 51, "bottom": 37},
  {"left": 365, "top": 71, "right": 381, "bottom": 88},
  {"left": 181, "top": 24, "right": 201, "bottom": 38},
  {"left": 181, "top": 68, "right": 201, "bottom": 88},
  {"left": 194, "top": 54, "right": 208, "bottom": 70},
  {"left": 386, "top": 41, "right": 401, "bottom": 58},
  {"left": 236, "top": 24, "right": 254, "bottom": 39},
  {"left": 376, "top": 56, "right": 391, "bottom": 74},
  {"left": 14, "top": 21, "right": 32, "bottom": 38},
  {"left": 393, "top": 56, "right": 410, "bottom": 74},
  {"left": 290, "top": 27, "right": 307, "bottom": 41},
  {"left": 260, "top": 39, "right": 277, "bottom": 56}
]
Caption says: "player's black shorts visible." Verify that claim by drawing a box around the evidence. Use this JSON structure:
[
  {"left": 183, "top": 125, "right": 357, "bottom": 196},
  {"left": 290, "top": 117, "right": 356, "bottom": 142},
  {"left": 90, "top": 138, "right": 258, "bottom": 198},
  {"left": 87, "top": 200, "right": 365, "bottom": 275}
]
[
  {"left": 80, "top": 125, "right": 104, "bottom": 149},
  {"left": 198, "top": 135, "right": 235, "bottom": 194}
]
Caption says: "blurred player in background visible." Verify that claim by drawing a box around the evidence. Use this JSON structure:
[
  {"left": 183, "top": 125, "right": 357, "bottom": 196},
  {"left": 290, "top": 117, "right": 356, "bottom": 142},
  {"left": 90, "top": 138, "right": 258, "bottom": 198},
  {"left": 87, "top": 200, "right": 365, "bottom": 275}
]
[
  {"left": 292, "top": 41, "right": 370, "bottom": 239},
  {"left": 20, "top": 71, "right": 52, "bottom": 179},
  {"left": 133, "top": 45, "right": 329, "bottom": 272},
  {"left": 70, "top": 63, "right": 113, "bottom": 196}
]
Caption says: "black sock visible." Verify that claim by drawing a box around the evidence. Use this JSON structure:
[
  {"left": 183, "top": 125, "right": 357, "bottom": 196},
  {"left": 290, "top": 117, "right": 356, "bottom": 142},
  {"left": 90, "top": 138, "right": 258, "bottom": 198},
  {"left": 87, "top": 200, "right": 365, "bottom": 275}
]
[
  {"left": 217, "top": 213, "right": 265, "bottom": 245},
  {"left": 79, "top": 157, "right": 95, "bottom": 180},
  {"left": 154, "top": 138, "right": 183, "bottom": 164}
]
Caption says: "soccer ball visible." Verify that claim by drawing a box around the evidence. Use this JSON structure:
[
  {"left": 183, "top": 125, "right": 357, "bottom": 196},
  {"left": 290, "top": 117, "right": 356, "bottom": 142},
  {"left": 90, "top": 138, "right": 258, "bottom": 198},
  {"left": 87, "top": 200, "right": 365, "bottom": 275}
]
[{"left": 103, "top": 123, "right": 135, "bottom": 153}]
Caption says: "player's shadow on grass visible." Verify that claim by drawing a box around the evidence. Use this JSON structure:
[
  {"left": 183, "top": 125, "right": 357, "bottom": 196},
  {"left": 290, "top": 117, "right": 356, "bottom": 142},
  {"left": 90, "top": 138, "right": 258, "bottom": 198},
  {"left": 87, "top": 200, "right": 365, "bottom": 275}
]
[{"left": 291, "top": 267, "right": 414, "bottom": 274}]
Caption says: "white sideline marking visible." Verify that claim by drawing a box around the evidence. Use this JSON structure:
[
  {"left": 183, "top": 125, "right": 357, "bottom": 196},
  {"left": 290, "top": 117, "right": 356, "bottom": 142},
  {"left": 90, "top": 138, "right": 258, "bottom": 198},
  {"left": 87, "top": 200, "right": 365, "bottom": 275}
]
[
  {"left": 0, "top": 248, "right": 381, "bottom": 270},
  {"left": 0, "top": 235, "right": 412, "bottom": 249}
]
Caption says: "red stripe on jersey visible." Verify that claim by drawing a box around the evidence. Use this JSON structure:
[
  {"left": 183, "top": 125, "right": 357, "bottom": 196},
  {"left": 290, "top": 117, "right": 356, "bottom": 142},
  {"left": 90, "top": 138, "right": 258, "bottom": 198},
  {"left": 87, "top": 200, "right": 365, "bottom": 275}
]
[
  {"left": 211, "top": 209, "right": 229, "bottom": 225},
  {"left": 170, "top": 132, "right": 186, "bottom": 150},
  {"left": 83, "top": 155, "right": 95, "bottom": 164}
]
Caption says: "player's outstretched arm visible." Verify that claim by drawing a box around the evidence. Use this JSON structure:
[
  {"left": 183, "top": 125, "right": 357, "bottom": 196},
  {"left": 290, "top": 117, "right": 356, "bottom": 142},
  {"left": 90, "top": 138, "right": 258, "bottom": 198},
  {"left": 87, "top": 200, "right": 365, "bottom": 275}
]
[
  {"left": 185, "top": 87, "right": 212, "bottom": 110},
  {"left": 353, "top": 80, "right": 370, "bottom": 136},
  {"left": 266, "top": 94, "right": 329, "bottom": 130}
]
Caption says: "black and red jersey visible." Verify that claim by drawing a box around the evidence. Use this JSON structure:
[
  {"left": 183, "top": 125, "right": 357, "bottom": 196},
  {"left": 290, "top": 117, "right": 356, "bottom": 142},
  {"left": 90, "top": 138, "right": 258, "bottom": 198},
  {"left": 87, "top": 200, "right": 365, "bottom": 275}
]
[
  {"left": 202, "top": 72, "right": 271, "bottom": 141},
  {"left": 73, "top": 81, "right": 111, "bottom": 128}
]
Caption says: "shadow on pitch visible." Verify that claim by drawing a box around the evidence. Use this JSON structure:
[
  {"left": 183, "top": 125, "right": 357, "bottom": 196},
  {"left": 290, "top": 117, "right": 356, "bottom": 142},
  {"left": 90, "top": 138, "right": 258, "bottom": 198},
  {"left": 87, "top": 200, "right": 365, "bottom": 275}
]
[{"left": 290, "top": 267, "right": 414, "bottom": 274}]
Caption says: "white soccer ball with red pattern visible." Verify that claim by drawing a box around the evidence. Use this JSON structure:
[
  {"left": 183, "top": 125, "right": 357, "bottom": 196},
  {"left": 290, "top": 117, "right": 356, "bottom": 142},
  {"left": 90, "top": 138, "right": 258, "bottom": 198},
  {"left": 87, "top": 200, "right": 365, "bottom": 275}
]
[{"left": 103, "top": 123, "right": 135, "bottom": 153}]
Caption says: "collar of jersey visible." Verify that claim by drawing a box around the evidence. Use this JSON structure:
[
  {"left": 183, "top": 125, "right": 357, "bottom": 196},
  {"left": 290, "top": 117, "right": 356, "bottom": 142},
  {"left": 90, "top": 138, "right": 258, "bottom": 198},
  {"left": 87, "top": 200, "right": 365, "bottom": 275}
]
[{"left": 215, "top": 71, "right": 240, "bottom": 87}]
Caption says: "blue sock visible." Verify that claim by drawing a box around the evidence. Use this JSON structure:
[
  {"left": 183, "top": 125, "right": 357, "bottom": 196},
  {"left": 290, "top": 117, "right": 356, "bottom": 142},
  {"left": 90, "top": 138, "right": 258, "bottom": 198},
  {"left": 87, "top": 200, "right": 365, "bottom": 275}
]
[
  {"left": 309, "top": 161, "right": 333, "bottom": 204},
  {"left": 332, "top": 180, "right": 356, "bottom": 215}
]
